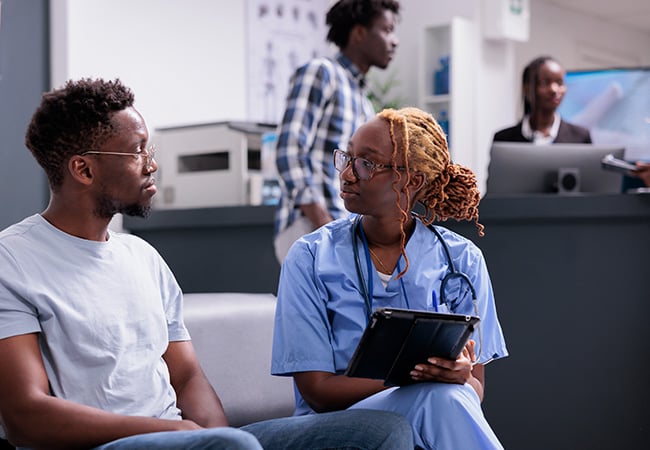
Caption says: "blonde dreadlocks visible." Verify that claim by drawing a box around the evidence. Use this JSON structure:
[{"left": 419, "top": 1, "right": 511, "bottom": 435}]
[{"left": 377, "top": 107, "right": 484, "bottom": 277}]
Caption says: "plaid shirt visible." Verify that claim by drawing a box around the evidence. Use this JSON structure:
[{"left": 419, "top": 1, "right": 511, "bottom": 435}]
[{"left": 274, "top": 53, "right": 375, "bottom": 235}]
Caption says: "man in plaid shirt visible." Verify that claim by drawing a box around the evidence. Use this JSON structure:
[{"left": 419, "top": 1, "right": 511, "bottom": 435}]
[{"left": 274, "top": 0, "right": 400, "bottom": 262}]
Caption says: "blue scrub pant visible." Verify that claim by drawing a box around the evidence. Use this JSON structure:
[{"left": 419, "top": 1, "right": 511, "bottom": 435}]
[
  {"left": 89, "top": 409, "right": 413, "bottom": 450},
  {"left": 350, "top": 383, "right": 504, "bottom": 450}
]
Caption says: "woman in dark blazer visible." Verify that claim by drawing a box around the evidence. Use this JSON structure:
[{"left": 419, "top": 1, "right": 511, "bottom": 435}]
[{"left": 493, "top": 56, "right": 592, "bottom": 144}]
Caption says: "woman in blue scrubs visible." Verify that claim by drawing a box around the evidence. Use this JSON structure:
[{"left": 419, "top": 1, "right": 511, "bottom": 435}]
[{"left": 271, "top": 107, "right": 508, "bottom": 449}]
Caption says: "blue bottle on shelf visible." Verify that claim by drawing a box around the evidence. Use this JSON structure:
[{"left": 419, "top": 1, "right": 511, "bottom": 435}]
[
  {"left": 260, "top": 132, "right": 281, "bottom": 205},
  {"left": 433, "top": 55, "right": 450, "bottom": 95},
  {"left": 438, "top": 110, "right": 449, "bottom": 146}
]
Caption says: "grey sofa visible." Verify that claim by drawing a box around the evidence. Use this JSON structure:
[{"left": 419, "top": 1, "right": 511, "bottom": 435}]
[{"left": 183, "top": 292, "right": 295, "bottom": 427}]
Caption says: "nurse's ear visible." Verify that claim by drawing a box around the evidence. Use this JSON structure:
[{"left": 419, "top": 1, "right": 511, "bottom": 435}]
[
  {"left": 408, "top": 172, "right": 426, "bottom": 193},
  {"left": 403, "top": 172, "right": 427, "bottom": 209}
]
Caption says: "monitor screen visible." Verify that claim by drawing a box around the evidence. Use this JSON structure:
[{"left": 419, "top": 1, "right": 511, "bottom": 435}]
[
  {"left": 485, "top": 142, "right": 625, "bottom": 196},
  {"left": 557, "top": 67, "right": 650, "bottom": 161}
]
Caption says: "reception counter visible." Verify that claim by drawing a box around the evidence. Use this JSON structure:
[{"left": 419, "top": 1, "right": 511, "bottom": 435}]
[
  {"left": 124, "top": 205, "right": 281, "bottom": 294},
  {"left": 124, "top": 193, "right": 650, "bottom": 450}
]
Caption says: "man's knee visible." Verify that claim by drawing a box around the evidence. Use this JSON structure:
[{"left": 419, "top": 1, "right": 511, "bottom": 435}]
[
  {"left": 344, "top": 409, "right": 413, "bottom": 448},
  {"left": 201, "top": 427, "right": 262, "bottom": 450}
]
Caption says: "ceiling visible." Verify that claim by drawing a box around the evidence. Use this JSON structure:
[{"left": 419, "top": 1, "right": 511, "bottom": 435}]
[{"left": 541, "top": 0, "right": 650, "bottom": 34}]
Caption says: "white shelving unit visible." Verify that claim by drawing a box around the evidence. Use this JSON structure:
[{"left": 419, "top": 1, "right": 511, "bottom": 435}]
[{"left": 419, "top": 17, "right": 477, "bottom": 168}]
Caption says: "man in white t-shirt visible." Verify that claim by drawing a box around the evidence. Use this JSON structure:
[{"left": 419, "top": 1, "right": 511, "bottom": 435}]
[{"left": 0, "top": 78, "right": 412, "bottom": 450}]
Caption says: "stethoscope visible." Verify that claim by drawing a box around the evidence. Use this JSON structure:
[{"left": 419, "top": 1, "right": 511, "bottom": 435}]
[{"left": 352, "top": 214, "right": 483, "bottom": 361}]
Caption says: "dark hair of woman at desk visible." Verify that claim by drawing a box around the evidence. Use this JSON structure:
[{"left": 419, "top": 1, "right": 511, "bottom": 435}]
[{"left": 493, "top": 55, "right": 592, "bottom": 144}]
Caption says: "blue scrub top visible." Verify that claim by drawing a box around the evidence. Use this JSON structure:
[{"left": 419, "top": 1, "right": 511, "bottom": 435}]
[{"left": 271, "top": 215, "right": 508, "bottom": 415}]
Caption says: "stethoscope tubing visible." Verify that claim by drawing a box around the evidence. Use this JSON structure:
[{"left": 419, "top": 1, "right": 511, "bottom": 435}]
[
  {"left": 351, "top": 214, "right": 483, "bottom": 362},
  {"left": 353, "top": 214, "right": 477, "bottom": 315}
]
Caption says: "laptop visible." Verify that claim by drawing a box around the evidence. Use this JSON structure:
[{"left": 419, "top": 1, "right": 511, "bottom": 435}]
[{"left": 486, "top": 142, "right": 626, "bottom": 195}]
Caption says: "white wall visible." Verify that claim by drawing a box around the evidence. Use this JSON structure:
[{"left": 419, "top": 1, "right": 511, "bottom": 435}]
[{"left": 50, "top": 0, "right": 247, "bottom": 133}]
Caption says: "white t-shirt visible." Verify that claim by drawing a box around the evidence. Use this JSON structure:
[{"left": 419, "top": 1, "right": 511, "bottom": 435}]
[{"left": 0, "top": 214, "right": 190, "bottom": 438}]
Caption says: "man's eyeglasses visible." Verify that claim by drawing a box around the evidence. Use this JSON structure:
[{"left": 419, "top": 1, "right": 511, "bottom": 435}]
[
  {"left": 81, "top": 144, "right": 157, "bottom": 169},
  {"left": 333, "top": 149, "right": 405, "bottom": 181}
]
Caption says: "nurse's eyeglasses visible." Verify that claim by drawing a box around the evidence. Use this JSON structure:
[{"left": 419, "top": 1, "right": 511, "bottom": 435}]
[{"left": 333, "top": 149, "right": 405, "bottom": 181}]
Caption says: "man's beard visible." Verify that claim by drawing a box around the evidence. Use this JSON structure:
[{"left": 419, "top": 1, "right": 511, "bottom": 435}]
[{"left": 95, "top": 194, "right": 151, "bottom": 219}]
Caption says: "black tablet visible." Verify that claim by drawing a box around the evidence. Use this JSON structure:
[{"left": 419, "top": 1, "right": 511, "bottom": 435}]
[{"left": 344, "top": 308, "right": 480, "bottom": 386}]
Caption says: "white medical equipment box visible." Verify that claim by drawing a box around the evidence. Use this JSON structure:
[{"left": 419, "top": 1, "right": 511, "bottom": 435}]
[{"left": 153, "top": 121, "right": 276, "bottom": 209}]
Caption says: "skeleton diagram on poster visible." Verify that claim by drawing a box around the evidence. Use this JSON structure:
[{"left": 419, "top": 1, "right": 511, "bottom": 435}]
[{"left": 246, "top": 0, "right": 330, "bottom": 124}]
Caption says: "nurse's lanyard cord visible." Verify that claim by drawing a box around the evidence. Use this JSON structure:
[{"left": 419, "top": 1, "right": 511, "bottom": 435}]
[{"left": 352, "top": 214, "right": 483, "bottom": 363}]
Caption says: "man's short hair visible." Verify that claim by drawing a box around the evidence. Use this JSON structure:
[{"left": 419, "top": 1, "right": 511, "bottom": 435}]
[
  {"left": 25, "top": 78, "right": 135, "bottom": 189},
  {"left": 326, "top": 0, "right": 400, "bottom": 49}
]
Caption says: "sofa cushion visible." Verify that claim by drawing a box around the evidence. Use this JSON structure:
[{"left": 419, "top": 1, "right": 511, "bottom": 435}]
[{"left": 183, "top": 292, "right": 295, "bottom": 427}]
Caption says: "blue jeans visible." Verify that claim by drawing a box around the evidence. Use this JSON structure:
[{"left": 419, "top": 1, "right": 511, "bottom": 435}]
[
  {"left": 91, "top": 427, "right": 261, "bottom": 449},
  {"left": 241, "top": 409, "right": 414, "bottom": 449},
  {"left": 89, "top": 409, "right": 413, "bottom": 449}
]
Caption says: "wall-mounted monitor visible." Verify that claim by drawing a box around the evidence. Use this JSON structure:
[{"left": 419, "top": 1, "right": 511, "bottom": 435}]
[
  {"left": 557, "top": 67, "right": 650, "bottom": 162},
  {"left": 485, "top": 142, "right": 625, "bottom": 196}
]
